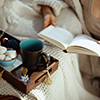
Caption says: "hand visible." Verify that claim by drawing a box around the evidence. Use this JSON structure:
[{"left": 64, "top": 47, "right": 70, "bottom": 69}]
[
  {"left": 44, "top": 13, "right": 56, "bottom": 28},
  {"left": 42, "top": 6, "right": 56, "bottom": 28}
]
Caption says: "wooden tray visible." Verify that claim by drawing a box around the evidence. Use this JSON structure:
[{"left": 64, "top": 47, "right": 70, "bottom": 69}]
[{"left": 0, "top": 30, "right": 59, "bottom": 94}]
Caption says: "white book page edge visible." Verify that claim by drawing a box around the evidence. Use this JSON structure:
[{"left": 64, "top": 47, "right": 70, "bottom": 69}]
[
  {"left": 38, "top": 25, "right": 73, "bottom": 49},
  {"left": 67, "top": 34, "right": 100, "bottom": 55}
]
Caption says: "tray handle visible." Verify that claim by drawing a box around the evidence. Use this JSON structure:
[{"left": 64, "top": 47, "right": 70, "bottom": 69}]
[{"left": 35, "top": 68, "right": 52, "bottom": 85}]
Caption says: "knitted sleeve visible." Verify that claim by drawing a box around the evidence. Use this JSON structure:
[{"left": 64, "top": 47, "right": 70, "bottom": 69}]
[{"left": 32, "top": 0, "right": 69, "bottom": 16}]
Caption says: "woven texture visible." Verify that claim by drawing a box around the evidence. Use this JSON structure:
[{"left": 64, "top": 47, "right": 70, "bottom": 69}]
[
  {"left": 0, "top": 0, "right": 100, "bottom": 100},
  {"left": 0, "top": 45, "right": 100, "bottom": 100}
]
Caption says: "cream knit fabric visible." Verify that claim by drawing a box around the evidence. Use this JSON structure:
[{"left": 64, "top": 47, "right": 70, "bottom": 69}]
[
  {"left": 33, "top": 0, "right": 100, "bottom": 78},
  {"left": 0, "top": 45, "right": 100, "bottom": 100},
  {"left": 32, "top": 0, "right": 91, "bottom": 36},
  {"left": 0, "top": 0, "right": 100, "bottom": 100}
]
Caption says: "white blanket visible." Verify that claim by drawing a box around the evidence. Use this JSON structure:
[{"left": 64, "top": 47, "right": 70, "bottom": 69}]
[{"left": 0, "top": 0, "right": 100, "bottom": 100}]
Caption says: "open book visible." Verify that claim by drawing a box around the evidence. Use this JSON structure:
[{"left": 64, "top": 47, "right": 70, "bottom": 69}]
[{"left": 37, "top": 25, "right": 100, "bottom": 56}]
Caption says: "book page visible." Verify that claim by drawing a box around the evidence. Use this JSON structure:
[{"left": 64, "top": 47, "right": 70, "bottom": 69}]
[
  {"left": 38, "top": 25, "right": 73, "bottom": 50},
  {"left": 67, "top": 34, "right": 100, "bottom": 56}
]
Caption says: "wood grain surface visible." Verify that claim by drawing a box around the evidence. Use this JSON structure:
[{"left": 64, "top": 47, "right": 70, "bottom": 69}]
[{"left": 0, "top": 95, "right": 20, "bottom": 100}]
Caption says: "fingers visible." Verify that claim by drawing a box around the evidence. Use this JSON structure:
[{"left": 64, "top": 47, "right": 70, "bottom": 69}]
[
  {"left": 50, "top": 17, "right": 56, "bottom": 27},
  {"left": 97, "top": 41, "right": 100, "bottom": 44},
  {"left": 52, "top": 23, "right": 56, "bottom": 27},
  {"left": 44, "top": 14, "right": 50, "bottom": 28},
  {"left": 43, "top": 14, "right": 56, "bottom": 28}
]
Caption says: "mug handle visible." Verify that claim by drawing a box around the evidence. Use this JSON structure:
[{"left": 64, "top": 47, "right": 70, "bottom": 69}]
[{"left": 37, "top": 52, "right": 50, "bottom": 68}]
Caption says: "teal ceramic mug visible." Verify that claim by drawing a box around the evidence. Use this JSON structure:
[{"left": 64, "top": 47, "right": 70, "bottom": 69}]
[{"left": 20, "top": 39, "right": 48, "bottom": 71}]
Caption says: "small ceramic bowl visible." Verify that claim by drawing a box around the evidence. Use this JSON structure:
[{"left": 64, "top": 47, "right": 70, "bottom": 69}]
[{"left": 0, "top": 48, "right": 18, "bottom": 67}]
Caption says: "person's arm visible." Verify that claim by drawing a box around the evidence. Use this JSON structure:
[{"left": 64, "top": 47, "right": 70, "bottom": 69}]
[
  {"left": 32, "top": 0, "right": 68, "bottom": 28},
  {"left": 42, "top": 6, "right": 56, "bottom": 28}
]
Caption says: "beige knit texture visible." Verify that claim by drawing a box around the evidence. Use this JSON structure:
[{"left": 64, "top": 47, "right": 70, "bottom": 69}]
[{"left": 0, "top": 0, "right": 100, "bottom": 100}]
